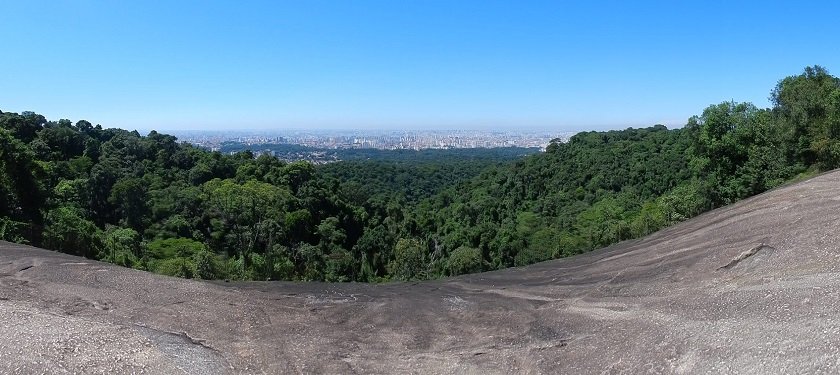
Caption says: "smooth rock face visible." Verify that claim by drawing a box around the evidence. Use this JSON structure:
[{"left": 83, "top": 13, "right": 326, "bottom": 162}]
[{"left": 4, "top": 171, "right": 840, "bottom": 374}]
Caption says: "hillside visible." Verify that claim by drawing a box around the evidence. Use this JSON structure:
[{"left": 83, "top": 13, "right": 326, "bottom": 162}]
[
  {"left": 4, "top": 66, "right": 839, "bottom": 282},
  {"left": 3, "top": 170, "right": 840, "bottom": 373}
]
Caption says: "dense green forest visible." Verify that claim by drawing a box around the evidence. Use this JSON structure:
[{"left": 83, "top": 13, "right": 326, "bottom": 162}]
[{"left": 1, "top": 66, "right": 838, "bottom": 281}]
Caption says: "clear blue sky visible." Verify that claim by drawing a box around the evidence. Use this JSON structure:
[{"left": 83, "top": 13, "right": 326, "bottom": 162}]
[{"left": 2, "top": 1, "right": 839, "bottom": 131}]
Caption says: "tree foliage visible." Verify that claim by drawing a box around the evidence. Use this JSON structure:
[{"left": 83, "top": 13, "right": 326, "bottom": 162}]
[{"left": 1, "top": 66, "right": 838, "bottom": 281}]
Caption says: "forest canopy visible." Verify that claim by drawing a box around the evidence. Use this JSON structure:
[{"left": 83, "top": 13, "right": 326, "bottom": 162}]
[{"left": 1, "top": 66, "right": 838, "bottom": 281}]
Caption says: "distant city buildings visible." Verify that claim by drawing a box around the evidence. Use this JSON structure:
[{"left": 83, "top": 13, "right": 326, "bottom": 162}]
[{"left": 172, "top": 129, "right": 574, "bottom": 153}]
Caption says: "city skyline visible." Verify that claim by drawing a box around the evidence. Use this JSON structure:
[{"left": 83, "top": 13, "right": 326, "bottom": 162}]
[{"left": 173, "top": 128, "right": 575, "bottom": 152}]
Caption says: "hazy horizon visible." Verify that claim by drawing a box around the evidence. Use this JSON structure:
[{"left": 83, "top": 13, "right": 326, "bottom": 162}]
[
  {"left": 3, "top": 1, "right": 838, "bottom": 131},
  {"left": 142, "top": 124, "right": 652, "bottom": 135}
]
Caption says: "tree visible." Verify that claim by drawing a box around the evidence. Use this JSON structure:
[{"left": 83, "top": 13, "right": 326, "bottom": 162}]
[
  {"left": 352, "top": 224, "right": 394, "bottom": 281},
  {"left": 688, "top": 102, "right": 769, "bottom": 204},
  {"left": 446, "top": 246, "right": 483, "bottom": 276},
  {"left": 282, "top": 161, "right": 315, "bottom": 193},
  {"left": 575, "top": 197, "right": 626, "bottom": 250},
  {"left": 100, "top": 226, "right": 143, "bottom": 268},
  {"left": 38, "top": 125, "right": 86, "bottom": 160},
  {"left": 0, "top": 129, "right": 44, "bottom": 223},
  {"left": 772, "top": 65, "right": 840, "bottom": 167},
  {"left": 145, "top": 237, "right": 207, "bottom": 278},
  {"left": 317, "top": 217, "right": 354, "bottom": 281},
  {"left": 389, "top": 238, "right": 426, "bottom": 281},
  {"left": 0, "top": 111, "right": 44, "bottom": 142},
  {"left": 631, "top": 201, "right": 666, "bottom": 237},
  {"left": 203, "top": 178, "right": 291, "bottom": 257},
  {"left": 193, "top": 249, "right": 221, "bottom": 279},
  {"left": 43, "top": 206, "right": 102, "bottom": 258},
  {"left": 0, "top": 217, "right": 28, "bottom": 243},
  {"left": 515, "top": 228, "right": 558, "bottom": 266},
  {"left": 109, "top": 178, "right": 150, "bottom": 231},
  {"left": 87, "top": 158, "right": 121, "bottom": 226}
]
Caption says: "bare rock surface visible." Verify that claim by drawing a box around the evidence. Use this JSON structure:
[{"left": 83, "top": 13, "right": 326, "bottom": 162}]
[{"left": 5, "top": 171, "right": 840, "bottom": 373}]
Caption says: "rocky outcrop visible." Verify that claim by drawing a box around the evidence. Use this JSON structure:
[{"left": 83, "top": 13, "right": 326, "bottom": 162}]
[{"left": 4, "top": 171, "right": 840, "bottom": 373}]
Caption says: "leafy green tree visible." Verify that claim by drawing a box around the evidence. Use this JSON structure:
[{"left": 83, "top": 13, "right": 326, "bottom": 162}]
[
  {"left": 656, "top": 183, "right": 707, "bottom": 224},
  {"left": 515, "top": 228, "right": 558, "bottom": 266},
  {"left": 87, "top": 158, "right": 121, "bottom": 226},
  {"left": 43, "top": 206, "right": 102, "bottom": 258},
  {"left": 193, "top": 249, "right": 221, "bottom": 279},
  {"left": 317, "top": 216, "right": 354, "bottom": 281},
  {"left": 0, "top": 111, "right": 45, "bottom": 143},
  {"left": 282, "top": 161, "right": 315, "bottom": 193},
  {"left": 38, "top": 125, "right": 86, "bottom": 160},
  {"left": 100, "top": 226, "right": 143, "bottom": 268},
  {"left": 575, "top": 197, "right": 626, "bottom": 250},
  {"left": 109, "top": 178, "right": 150, "bottom": 231},
  {"left": 146, "top": 238, "right": 207, "bottom": 278},
  {"left": 352, "top": 224, "right": 394, "bottom": 281},
  {"left": 153, "top": 258, "right": 196, "bottom": 278},
  {"left": 147, "top": 237, "right": 206, "bottom": 259},
  {"left": 446, "top": 246, "right": 483, "bottom": 276},
  {"left": 0, "top": 217, "right": 28, "bottom": 243},
  {"left": 297, "top": 243, "right": 324, "bottom": 281},
  {"left": 0, "top": 129, "right": 44, "bottom": 223},
  {"left": 630, "top": 201, "right": 666, "bottom": 237},
  {"left": 772, "top": 65, "right": 840, "bottom": 167},
  {"left": 203, "top": 178, "right": 291, "bottom": 257},
  {"left": 389, "top": 238, "right": 426, "bottom": 281},
  {"left": 285, "top": 209, "right": 313, "bottom": 244}
]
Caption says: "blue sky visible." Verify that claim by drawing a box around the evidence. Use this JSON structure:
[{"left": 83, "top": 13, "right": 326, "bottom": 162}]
[{"left": 2, "top": 1, "right": 839, "bottom": 131}]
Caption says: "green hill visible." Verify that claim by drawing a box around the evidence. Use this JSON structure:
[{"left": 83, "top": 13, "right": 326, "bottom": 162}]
[{"left": 2, "top": 66, "right": 839, "bottom": 281}]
